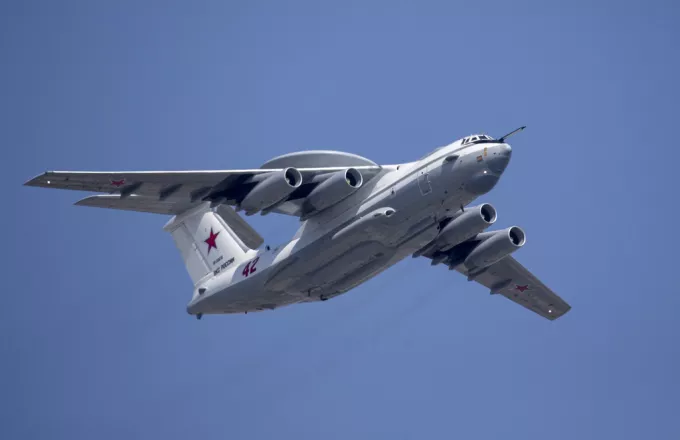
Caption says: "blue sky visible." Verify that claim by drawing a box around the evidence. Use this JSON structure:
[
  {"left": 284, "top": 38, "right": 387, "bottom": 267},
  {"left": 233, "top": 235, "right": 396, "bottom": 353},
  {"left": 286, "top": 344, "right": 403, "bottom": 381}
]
[{"left": 2, "top": 1, "right": 679, "bottom": 438}]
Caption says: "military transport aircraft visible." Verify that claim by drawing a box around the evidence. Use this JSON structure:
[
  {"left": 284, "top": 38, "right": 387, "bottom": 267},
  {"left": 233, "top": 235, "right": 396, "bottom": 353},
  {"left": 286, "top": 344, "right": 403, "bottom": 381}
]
[{"left": 24, "top": 127, "right": 570, "bottom": 321}]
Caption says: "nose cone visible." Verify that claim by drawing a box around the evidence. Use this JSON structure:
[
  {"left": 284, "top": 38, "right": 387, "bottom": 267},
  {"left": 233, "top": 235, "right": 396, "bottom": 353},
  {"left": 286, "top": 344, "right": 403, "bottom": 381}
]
[{"left": 486, "top": 143, "right": 512, "bottom": 174}]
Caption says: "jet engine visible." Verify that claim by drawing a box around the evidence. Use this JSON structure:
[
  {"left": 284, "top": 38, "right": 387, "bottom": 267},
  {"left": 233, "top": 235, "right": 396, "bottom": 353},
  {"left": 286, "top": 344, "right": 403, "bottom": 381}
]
[
  {"left": 240, "top": 167, "right": 302, "bottom": 214},
  {"left": 305, "top": 168, "right": 363, "bottom": 213},
  {"left": 437, "top": 204, "right": 497, "bottom": 251},
  {"left": 462, "top": 226, "right": 526, "bottom": 271}
]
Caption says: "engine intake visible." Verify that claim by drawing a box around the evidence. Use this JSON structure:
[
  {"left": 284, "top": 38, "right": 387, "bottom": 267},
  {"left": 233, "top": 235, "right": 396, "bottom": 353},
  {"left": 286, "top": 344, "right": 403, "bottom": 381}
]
[
  {"left": 462, "top": 226, "right": 526, "bottom": 270},
  {"left": 437, "top": 203, "right": 497, "bottom": 251},
  {"left": 240, "top": 167, "right": 302, "bottom": 214},
  {"left": 304, "top": 168, "right": 363, "bottom": 213}
]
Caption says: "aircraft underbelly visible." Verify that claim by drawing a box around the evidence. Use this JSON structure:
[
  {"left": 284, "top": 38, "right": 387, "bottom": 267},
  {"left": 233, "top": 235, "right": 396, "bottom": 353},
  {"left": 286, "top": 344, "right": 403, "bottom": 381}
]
[
  {"left": 267, "top": 207, "right": 440, "bottom": 297},
  {"left": 199, "top": 163, "right": 475, "bottom": 313},
  {"left": 192, "top": 210, "right": 441, "bottom": 314},
  {"left": 293, "top": 240, "right": 392, "bottom": 291},
  {"left": 263, "top": 176, "right": 457, "bottom": 305}
]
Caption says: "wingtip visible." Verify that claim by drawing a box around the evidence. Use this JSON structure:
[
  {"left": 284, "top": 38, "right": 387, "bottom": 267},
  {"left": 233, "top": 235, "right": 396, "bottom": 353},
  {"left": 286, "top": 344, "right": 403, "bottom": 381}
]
[
  {"left": 549, "top": 304, "right": 571, "bottom": 321},
  {"left": 73, "top": 196, "right": 91, "bottom": 207},
  {"left": 23, "top": 171, "right": 51, "bottom": 187}
]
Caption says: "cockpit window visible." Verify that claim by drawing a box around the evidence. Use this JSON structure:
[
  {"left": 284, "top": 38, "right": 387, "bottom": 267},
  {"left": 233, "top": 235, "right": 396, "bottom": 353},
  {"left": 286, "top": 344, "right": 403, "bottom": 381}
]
[{"left": 462, "top": 134, "right": 495, "bottom": 145}]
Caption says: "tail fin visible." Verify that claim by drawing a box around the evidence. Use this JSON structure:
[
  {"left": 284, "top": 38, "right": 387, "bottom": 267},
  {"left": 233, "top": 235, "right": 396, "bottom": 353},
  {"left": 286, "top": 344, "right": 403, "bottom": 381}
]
[{"left": 163, "top": 203, "right": 259, "bottom": 286}]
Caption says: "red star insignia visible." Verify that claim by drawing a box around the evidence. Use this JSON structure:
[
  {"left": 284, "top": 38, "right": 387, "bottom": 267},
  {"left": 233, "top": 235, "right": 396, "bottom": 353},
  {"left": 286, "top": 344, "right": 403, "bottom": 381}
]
[
  {"left": 515, "top": 284, "right": 530, "bottom": 293},
  {"left": 111, "top": 179, "right": 126, "bottom": 187},
  {"left": 204, "top": 228, "right": 220, "bottom": 254}
]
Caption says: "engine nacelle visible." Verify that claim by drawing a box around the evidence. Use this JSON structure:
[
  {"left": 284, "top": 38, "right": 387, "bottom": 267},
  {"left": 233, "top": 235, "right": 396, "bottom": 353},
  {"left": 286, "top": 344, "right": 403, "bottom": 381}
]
[
  {"left": 305, "top": 168, "right": 363, "bottom": 213},
  {"left": 438, "top": 204, "right": 497, "bottom": 251},
  {"left": 463, "top": 226, "right": 526, "bottom": 270},
  {"left": 240, "top": 168, "right": 302, "bottom": 214}
]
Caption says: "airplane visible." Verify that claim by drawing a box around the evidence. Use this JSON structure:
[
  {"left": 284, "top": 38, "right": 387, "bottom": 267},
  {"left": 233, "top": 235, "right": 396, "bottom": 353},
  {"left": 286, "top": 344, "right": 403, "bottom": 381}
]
[{"left": 24, "top": 127, "right": 571, "bottom": 321}]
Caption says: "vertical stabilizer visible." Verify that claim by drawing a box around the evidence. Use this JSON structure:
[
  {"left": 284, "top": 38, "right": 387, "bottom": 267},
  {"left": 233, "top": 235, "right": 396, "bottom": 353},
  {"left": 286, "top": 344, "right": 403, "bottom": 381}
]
[{"left": 163, "top": 203, "right": 256, "bottom": 286}]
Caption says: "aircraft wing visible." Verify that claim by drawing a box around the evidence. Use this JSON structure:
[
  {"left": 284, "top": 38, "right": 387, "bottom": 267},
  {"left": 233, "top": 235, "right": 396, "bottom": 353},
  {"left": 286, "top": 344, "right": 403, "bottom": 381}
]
[
  {"left": 420, "top": 246, "right": 570, "bottom": 321},
  {"left": 24, "top": 169, "right": 271, "bottom": 205},
  {"left": 24, "top": 165, "right": 382, "bottom": 217},
  {"left": 452, "top": 256, "right": 570, "bottom": 320}
]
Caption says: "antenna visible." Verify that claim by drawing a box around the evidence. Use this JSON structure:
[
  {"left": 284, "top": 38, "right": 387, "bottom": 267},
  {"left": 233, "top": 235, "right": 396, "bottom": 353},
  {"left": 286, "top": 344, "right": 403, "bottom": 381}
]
[{"left": 498, "top": 126, "right": 526, "bottom": 143}]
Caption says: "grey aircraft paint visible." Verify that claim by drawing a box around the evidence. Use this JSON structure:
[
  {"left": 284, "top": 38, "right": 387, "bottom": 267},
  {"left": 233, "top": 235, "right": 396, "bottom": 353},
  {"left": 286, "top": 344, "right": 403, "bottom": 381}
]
[{"left": 25, "top": 129, "right": 570, "bottom": 320}]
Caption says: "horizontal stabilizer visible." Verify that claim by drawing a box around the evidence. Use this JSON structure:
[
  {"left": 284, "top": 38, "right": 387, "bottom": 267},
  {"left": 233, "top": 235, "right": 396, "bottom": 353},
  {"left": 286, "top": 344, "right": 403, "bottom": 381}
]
[
  {"left": 76, "top": 195, "right": 264, "bottom": 251},
  {"left": 75, "top": 194, "right": 198, "bottom": 215},
  {"left": 215, "top": 205, "right": 264, "bottom": 250}
]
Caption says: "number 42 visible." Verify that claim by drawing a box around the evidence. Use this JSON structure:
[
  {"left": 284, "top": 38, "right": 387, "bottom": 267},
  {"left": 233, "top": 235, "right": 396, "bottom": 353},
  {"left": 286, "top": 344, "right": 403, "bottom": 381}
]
[{"left": 242, "top": 257, "right": 259, "bottom": 277}]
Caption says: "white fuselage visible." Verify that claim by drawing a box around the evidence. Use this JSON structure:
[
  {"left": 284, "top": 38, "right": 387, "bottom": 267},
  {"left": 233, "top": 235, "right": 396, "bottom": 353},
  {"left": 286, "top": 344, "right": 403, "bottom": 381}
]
[{"left": 188, "top": 139, "right": 511, "bottom": 314}]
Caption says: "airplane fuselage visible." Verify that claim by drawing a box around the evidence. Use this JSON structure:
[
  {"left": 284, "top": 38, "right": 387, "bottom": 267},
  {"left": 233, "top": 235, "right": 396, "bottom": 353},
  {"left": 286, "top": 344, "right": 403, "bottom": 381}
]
[{"left": 188, "top": 139, "right": 512, "bottom": 314}]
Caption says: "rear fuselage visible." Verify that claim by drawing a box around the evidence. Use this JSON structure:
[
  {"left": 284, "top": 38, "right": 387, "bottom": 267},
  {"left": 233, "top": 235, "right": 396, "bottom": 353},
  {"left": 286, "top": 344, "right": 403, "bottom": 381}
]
[{"left": 188, "top": 139, "right": 512, "bottom": 315}]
